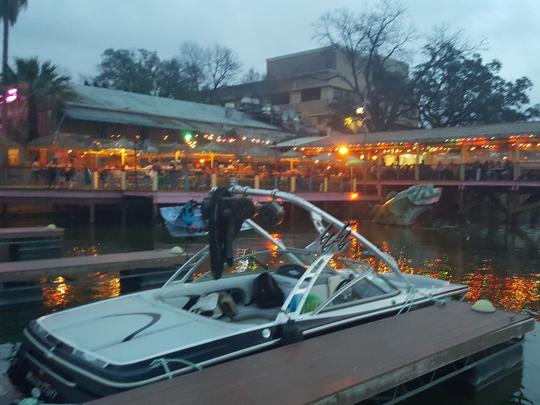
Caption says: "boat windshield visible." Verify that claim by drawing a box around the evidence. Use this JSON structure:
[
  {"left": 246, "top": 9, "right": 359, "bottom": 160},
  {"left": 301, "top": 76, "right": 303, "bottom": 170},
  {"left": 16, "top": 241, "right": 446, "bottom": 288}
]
[
  {"left": 170, "top": 248, "right": 397, "bottom": 314},
  {"left": 184, "top": 249, "right": 319, "bottom": 282}
]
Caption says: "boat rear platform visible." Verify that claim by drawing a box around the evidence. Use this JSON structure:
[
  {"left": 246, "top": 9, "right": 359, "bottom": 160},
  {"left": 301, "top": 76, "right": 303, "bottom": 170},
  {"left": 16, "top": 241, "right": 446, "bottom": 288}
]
[{"left": 86, "top": 301, "right": 534, "bottom": 405}]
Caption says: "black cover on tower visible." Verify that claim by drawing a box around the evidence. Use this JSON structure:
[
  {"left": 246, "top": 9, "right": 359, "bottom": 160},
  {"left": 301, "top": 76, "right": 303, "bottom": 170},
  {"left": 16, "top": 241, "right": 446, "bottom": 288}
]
[{"left": 202, "top": 188, "right": 256, "bottom": 279}]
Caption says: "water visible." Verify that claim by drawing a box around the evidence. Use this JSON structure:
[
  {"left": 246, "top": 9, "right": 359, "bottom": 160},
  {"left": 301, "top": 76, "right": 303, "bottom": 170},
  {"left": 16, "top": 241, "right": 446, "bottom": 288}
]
[{"left": 0, "top": 217, "right": 539, "bottom": 404}]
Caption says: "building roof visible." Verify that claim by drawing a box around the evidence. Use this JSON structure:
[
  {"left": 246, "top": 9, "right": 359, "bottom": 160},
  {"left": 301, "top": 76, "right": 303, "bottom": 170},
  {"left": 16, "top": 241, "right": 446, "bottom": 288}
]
[
  {"left": 64, "top": 106, "right": 192, "bottom": 131},
  {"left": 266, "top": 46, "right": 336, "bottom": 63},
  {"left": 274, "top": 136, "right": 327, "bottom": 148},
  {"left": 63, "top": 85, "right": 292, "bottom": 141},
  {"left": 275, "top": 121, "right": 540, "bottom": 148}
]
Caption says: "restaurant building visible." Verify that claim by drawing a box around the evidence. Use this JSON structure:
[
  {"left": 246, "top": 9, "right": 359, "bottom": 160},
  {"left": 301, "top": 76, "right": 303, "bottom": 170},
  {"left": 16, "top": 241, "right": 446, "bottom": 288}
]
[
  {"left": 12, "top": 84, "right": 296, "bottom": 170},
  {"left": 276, "top": 121, "right": 540, "bottom": 181}
]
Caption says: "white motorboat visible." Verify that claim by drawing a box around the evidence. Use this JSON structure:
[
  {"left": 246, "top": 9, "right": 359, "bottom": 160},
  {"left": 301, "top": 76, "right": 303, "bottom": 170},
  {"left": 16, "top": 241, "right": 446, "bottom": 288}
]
[{"left": 8, "top": 186, "right": 468, "bottom": 403}]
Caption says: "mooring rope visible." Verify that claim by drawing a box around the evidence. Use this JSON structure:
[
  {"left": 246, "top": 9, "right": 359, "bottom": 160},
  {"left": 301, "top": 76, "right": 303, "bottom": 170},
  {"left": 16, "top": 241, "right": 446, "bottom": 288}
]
[
  {"left": 396, "top": 286, "right": 447, "bottom": 316},
  {"left": 149, "top": 357, "right": 202, "bottom": 380}
]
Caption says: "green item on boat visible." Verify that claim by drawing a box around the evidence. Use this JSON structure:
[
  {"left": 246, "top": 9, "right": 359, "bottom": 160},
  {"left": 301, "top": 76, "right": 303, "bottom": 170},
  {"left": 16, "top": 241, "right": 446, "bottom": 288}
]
[{"left": 302, "top": 294, "right": 322, "bottom": 313}]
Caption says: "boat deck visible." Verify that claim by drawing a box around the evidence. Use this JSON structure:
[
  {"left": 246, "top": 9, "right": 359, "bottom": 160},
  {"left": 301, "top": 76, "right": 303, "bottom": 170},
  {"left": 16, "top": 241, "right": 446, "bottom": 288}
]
[{"left": 86, "top": 301, "right": 534, "bottom": 405}]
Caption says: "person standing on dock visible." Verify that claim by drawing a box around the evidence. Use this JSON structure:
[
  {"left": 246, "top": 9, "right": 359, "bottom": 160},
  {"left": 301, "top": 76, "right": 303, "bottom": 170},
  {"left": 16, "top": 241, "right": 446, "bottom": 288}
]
[
  {"left": 47, "top": 158, "right": 58, "bottom": 188},
  {"left": 83, "top": 164, "right": 92, "bottom": 188},
  {"left": 64, "top": 157, "right": 75, "bottom": 186},
  {"left": 31, "top": 157, "right": 41, "bottom": 184}
]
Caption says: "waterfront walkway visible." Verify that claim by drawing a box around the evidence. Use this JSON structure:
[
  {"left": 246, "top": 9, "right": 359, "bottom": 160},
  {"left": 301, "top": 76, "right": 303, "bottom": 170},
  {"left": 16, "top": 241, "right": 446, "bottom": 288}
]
[{"left": 2, "top": 167, "right": 539, "bottom": 224}]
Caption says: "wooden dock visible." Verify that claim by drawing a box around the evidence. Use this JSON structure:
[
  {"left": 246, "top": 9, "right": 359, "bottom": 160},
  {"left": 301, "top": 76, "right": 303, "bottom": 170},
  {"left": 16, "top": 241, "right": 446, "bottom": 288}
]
[
  {"left": 0, "top": 249, "right": 187, "bottom": 282},
  {"left": 86, "top": 302, "right": 534, "bottom": 405},
  {"left": 0, "top": 226, "right": 63, "bottom": 240},
  {"left": 0, "top": 226, "right": 64, "bottom": 261}
]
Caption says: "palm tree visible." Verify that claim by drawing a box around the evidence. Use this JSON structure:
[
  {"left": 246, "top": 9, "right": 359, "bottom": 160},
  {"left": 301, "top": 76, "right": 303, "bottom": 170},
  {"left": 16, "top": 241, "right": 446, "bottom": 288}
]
[
  {"left": 1, "top": 0, "right": 27, "bottom": 81},
  {"left": 1, "top": 0, "right": 28, "bottom": 135},
  {"left": 10, "top": 57, "right": 74, "bottom": 141}
]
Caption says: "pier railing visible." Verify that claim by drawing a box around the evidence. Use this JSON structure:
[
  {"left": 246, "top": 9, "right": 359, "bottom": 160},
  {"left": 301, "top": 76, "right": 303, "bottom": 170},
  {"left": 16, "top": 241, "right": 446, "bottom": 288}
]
[{"left": 1, "top": 166, "right": 540, "bottom": 195}]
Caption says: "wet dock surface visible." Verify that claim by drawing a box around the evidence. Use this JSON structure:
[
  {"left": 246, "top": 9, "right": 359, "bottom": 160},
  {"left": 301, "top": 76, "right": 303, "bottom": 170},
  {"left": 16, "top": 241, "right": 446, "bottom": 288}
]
[{"left": 87, "top": 302, "right": 534, "bottom": 405}]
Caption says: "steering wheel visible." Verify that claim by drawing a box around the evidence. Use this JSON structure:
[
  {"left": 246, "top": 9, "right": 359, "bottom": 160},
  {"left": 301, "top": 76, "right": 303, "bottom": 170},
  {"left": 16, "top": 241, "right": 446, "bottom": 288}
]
[
  {"left": 332, "top": 277, "right": 361, "bottom": 304},
  {"left": 276, "top": 264, "right": 306, "bottom": 279}
]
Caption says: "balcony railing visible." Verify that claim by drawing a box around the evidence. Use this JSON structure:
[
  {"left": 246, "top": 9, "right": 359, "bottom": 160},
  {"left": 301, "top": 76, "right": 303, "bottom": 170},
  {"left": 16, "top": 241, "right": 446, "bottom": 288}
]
[{"left": 1, "top": 165, "right": 539, "bottom": 194}]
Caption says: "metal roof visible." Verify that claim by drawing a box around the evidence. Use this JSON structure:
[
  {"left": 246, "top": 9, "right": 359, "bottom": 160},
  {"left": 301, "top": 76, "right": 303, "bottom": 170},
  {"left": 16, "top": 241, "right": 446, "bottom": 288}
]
[
  {"left": 275, "top": 121, "right": 540, "bottom": 148},
  {"left": 64, "top": 85, "right": 293, "bottom": 141},
  {"left": 64, "top": 106, "right": 191, "bottom": 131}
]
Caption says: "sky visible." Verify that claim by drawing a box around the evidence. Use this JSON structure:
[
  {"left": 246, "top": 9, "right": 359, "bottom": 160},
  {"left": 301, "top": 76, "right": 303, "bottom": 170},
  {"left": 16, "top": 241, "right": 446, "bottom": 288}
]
[{"left": 9, "top": 0, "right": 540, "bottom": 102}]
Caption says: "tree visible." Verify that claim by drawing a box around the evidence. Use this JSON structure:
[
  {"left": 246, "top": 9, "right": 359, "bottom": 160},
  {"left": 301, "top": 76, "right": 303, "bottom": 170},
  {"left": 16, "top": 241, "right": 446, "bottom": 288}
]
[
  {"left": 206, "top": 44, "right": 241, "bottom": 91},
  {"left": 93, "top": 43, "right": 242, "bottom": 101},
  {"left": 9, "top": 57, "right": 74, "bottom": 141},
  {"left": 1, "top": 0, "right": 28, "bottom": 135},
  {"left": 241, "top": 67, "right": 264, "bottom": 84},
  {"left": 412, "top": 30, "right": 540, "bottom": 127},
  {"left": 93, "top": 48, "right": 198, "bottom": 99},
  {"left": 177, "top": 42, "right": 208, "bottom": 94},
  {"left": 155, "top": 58, "right": 191, "bottom": 99},
  {"left": 93, "top": 48, "right": 161, "bottom": 95},
  {"left": 1, "top": 0, "right": 27, "bottom": 82},
  {"left": 176, "top": 42, "right": 242, "bottom": 101},
  {"left": 314, "top": 1, "right": 416, "bottom": 131}
]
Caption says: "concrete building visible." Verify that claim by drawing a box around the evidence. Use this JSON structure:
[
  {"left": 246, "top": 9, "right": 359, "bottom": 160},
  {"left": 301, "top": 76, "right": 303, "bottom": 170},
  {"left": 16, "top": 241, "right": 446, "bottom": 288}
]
[{"left": 210, "top": 46, "right": 408, "bottom": 133}]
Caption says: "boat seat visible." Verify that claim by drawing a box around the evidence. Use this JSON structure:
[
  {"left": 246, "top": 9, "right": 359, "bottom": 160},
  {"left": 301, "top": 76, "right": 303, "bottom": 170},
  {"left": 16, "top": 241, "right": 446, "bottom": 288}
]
[{"left": 232, "top": 304, "right": 280, "bottom": 323}]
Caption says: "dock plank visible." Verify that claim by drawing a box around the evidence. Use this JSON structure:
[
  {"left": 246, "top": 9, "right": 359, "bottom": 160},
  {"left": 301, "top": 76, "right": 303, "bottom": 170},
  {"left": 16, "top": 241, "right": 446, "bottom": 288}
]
[
  {"left": 0, "top": 250, "right": 187, "bottom": 282},
  {"left": 0, "top": 226, "right": 63, "bottom": 240},
  {"left": 87, "top": 302, "right": 534, "bottom": 405}
]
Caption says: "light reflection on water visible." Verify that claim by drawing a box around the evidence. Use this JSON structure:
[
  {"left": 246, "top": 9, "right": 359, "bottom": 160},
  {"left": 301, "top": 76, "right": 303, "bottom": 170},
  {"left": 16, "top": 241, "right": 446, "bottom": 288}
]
[
  {"left": 323, "top": 220, "right": 540, "bottom": 318},
  {"left": 40, "top": 273, "right": 121, "bottom": 311}
]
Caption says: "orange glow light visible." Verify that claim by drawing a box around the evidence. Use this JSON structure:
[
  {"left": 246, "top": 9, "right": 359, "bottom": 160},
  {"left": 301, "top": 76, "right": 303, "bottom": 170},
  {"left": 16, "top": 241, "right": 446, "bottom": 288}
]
[
  {"left": 349, "top": 192, "right": 360, "bottom": 200},
  {"left": 338, "top": 146, "right": 349, "bottom": 155}
]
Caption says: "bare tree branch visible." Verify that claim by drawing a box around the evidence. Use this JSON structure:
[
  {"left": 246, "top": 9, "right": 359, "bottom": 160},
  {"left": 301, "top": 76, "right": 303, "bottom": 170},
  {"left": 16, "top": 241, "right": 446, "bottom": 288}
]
[
  {"left": 206, "top": 44, "right": 241, "bottom": 91},
  {"left": 313, "top": 0, "right": 416, "bottom": 131}
]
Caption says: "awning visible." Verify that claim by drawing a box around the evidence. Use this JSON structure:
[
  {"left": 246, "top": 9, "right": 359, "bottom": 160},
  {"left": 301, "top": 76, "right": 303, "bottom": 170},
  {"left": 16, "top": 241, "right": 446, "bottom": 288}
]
[
  {"left": 28, "top": 133, "right": 89, "bottom": 149},
  {"left": 0, "top": 137, "right": 21, "bottom": 148},
  {"left": 275, "top": 136, "right": 327, "bottom": 148}
]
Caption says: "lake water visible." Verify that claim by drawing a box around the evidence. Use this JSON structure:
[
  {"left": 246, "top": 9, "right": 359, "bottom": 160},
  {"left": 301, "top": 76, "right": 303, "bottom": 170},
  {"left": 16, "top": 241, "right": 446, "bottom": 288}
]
[{"left": 0, "top": 216, "right": 539, "bottom": 404}]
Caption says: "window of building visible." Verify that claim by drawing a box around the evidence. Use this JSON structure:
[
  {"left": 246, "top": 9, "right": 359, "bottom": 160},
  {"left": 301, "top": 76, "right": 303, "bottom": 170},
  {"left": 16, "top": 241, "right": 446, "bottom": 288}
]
[
  {"left": 333, "top": 88, "right": 355, "bottom": 101},
  {"left": 300, "top": 88, "right": 321, "bottom": 102},
  {"left": 271, "top": 93, "right": 290, "bottom": 105}
]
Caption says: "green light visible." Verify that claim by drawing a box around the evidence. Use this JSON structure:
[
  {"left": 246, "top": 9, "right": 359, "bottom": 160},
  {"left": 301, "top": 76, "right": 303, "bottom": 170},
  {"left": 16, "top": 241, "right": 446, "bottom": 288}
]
[{"left": 183, "top": 132, "right": 193, "bottom": 142}]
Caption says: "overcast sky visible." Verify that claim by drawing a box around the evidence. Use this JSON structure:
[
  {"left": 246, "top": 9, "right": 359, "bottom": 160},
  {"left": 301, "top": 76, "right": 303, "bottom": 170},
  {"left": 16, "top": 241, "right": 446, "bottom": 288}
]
[{"left": 10, "top": 0, "right": 540, "bottom": 102}]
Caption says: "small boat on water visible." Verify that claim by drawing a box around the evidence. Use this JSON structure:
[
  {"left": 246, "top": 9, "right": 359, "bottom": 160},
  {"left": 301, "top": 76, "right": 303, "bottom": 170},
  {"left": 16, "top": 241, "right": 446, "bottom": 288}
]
[
  {"left": 373, "top": 184, "right": 442, "bottom": 226},
  {"left": 160, "top": 202, "right": 209, "bottom": 237},
  {"left": 160, "top": 201, "right": 250, "bottom": 237},
  {"left": 7, "top": 186, "right": 468, "bottom": 403}
]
